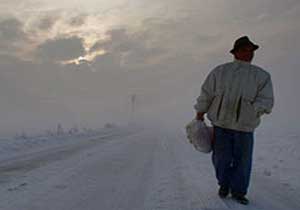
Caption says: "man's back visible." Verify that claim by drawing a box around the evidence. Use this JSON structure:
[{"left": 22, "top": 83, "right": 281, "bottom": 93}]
[{"left": 194, "top": 59, "right": 274, "bottom": 132}]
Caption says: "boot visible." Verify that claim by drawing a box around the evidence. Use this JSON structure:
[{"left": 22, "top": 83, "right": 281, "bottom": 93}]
[
  {"left": 231, "top": 192, "right": 249, "bottom": 205},
  {"left": 218, "top": 186, "right": 229, "bottom": 198}
]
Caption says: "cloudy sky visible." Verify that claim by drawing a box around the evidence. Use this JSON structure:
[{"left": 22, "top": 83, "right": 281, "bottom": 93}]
[{"left": 0, "top": 0, "right": 299, "bottom": 136}]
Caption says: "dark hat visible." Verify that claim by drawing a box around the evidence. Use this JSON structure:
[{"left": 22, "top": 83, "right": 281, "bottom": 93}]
[{"left": 230, "top": 36, "right": 259, "bottom": 54}]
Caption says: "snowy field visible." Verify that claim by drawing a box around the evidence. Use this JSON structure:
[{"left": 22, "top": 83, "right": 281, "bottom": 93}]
[
  {"left": 0, "top": 125, "right": 135, "bottom": 162},
  {"left": 0, "top": 123, "right": 299, "bottom": 210}
]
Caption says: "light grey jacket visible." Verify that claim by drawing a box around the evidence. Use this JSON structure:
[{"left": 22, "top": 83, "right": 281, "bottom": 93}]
[{"left": 194, "top": 59, "right": 274, "bottom": 132}]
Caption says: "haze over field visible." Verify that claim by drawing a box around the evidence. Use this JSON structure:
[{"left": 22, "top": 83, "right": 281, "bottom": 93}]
[{"left": 0, "top": 0, "right": 299, "bottom": 136}]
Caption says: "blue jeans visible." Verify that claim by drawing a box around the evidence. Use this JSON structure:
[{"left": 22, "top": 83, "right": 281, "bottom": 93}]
[{"left": 212, "top": 126, "right": 254, "bottom": 195}]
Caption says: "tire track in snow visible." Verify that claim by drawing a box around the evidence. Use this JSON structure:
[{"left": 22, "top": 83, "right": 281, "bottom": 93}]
[{"left": 0, "top": 130, "right": 137, "bottom": 184}]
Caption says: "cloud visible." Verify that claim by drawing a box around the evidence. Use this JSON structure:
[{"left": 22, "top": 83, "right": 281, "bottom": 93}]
[
  {"left": 92, "top": 53, "right": 121, "bottom": 72},
  {"left": 140, "top": 17, "right": 224, "bottom": 53},
  {"left": 35, "top": 13, "right": 61, "bottom": 31},
  {"left": 36, "top": 36, "right": 85, "bottom": 62},
  {"left": 88, "top": 27, "right": 170, "bottom": 70},
  {"left": 85, "top": 15, "right": 226, "bottom": 73},
  {"left": 68, "top": 14, "right": 88, "bottom": 26},
  {"left": 0, "top": 17, "right": 28, "bottom": 54},
  {"left": 90, "top": 28, "right": 131, "bottom": 53},
  {"left": 0, "top": 18, "right": 24, "bottom": 40}
]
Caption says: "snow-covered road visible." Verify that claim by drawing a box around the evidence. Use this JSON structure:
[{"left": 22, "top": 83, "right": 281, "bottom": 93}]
[{"left": 0, "top": 126, "right": 299, "bottom": 210}]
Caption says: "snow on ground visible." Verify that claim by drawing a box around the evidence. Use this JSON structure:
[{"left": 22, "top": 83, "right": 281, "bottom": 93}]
[
  {"left": 0, "top": 125, "right": 134, "bottom": 162},
  {"left": 0, "top": 123, "right": 299, "bottom": 210},
  {"left": 253, "top": 127, "right": 300, "bottom": 192}
]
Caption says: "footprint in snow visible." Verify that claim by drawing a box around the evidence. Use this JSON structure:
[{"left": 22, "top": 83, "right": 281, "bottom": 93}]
[
  {"left": 282, "top": 182, "right": 290, "bottom": 187},
  {"left": 263, "top": 169, "right": 272, "bottom": 177},
  {"left": 257, "top": 156, "right": 264, "bottom": 161},
  {"left": 7, "top": 182, "right": 28, "bottom": 191},
  {"left": 54, "top": 184, "right": 68, "bottom": 190}
]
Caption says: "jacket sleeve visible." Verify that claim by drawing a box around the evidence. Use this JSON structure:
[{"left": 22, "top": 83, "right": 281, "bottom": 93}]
[
  {"left": 194, "top": 70, "right": 216, "bottom": 113},
  {"left": 253, "top": 74, "right": 274, "bottom": 116}
]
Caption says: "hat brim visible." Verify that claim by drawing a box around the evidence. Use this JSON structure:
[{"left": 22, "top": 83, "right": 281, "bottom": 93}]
[{"left": 230, "top": 44, "right": 259, "bottom": 54}]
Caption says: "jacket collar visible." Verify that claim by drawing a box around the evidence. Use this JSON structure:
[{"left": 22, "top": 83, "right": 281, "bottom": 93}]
[{"left": 234, "top": 59, "right": 252, "bottom": 65}]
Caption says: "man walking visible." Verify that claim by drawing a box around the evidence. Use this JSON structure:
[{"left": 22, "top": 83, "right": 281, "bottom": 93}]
[{"left": 194, "top": 36, "right": 274, "bottom": 205}]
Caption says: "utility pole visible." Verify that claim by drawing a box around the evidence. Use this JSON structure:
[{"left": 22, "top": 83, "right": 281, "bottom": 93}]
[{"left": 130, "top": 94, "right": 136, "bottom": 122}]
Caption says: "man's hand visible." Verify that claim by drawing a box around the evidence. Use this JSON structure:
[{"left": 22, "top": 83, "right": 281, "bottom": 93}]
[{"left": 196, "top": 112, "right": 205, "bottom": 121}]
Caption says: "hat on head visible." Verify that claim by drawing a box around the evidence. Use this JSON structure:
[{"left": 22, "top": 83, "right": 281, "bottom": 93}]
[{"left": 230, "top": 36, "right": 259, "bottom": 54}]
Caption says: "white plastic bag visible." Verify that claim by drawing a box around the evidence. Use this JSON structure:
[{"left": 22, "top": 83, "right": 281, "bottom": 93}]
[{"left": 185, "top": 119, "right": 213, "bottom": 153}]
